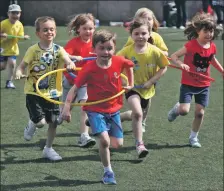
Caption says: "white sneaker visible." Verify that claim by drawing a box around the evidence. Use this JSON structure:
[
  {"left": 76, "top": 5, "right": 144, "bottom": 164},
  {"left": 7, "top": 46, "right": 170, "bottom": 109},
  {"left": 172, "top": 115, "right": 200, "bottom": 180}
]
[
  {"left": 168, "top": 102, "right": 180, "bottom": 122},
  {"left": 5, "top": 81, "right": 15, "bottom": 89},
  {"left": 42, "top": 146, "right": 62, "bottom": 161},
  {"left": 189, "top": 138, "right": 201, "bottom": 148},
  {"left": 179, "top": 26, "right": 185, "bottom": 30},
  {"left": 24, "top": 125, "right": 37, "bottom": 141},
  {"left": 78, "top": 133, "right": 96, "bottom": 148},
  {"left": 136, "top": 143, "right": 149, "bottom": 158}
]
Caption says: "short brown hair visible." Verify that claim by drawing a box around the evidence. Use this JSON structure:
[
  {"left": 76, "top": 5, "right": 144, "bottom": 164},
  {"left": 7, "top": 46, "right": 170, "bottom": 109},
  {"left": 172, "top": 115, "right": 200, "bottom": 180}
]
[
  {"left": 35, "top": 16, "right": 56, "bottom": 32},
  {"left": 129, "top": 18, "right": 152, "bottom": 35},
  {"left": 92, "top": 29, "right": 116, "bottom": 48}
]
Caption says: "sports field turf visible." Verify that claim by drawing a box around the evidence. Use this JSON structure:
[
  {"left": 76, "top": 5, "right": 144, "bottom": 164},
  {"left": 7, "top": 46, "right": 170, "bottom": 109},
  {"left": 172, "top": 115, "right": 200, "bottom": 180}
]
[{"left": 1, "top": 26, "right": 223, "bottom": 191}]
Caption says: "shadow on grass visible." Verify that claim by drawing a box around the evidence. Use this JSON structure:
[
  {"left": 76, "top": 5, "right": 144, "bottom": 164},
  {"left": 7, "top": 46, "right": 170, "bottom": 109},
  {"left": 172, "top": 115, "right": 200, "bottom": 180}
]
[
  {"left": 0, "top": 139, "right": 81, "bottom": 150},
  {"left": 1, "top": 177, "right": 101, "bottom": 191},
  {"left": 1, "top": 154, "right": 99, "bottom": 165},
  {"left": 56, "top": 133, "right": 80, "bottom": 138}
]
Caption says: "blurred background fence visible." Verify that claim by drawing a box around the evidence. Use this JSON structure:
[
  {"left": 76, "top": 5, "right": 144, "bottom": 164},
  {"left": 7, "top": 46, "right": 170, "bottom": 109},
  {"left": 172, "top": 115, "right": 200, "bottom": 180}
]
[{"left": 2, "top": 0, "right": 204, "bottom": 26}]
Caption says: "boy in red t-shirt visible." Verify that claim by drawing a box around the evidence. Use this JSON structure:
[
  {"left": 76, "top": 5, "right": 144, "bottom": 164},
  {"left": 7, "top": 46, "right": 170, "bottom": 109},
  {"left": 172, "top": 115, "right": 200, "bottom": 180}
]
[
  {"left": 61, "top": 29, "right": 134, "bottom": 185},
  {"left": 168, "top": 13, "right": 223, "bottom": 148}
]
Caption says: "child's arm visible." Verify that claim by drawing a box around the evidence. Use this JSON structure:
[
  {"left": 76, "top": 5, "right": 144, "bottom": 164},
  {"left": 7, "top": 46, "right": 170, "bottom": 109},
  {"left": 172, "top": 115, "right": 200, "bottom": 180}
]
[
  {"left": 211, "top": 56, "right": 224, "bottom": 77},
  {"left": 63, "top": 51, "right": 76, "bottom": 70},
  {"left": 68, "top": 54, "right": 83, "bottom": 62},
  {"left": 123, "top": 67, "right": 134, "bottom": 89},
  {"left": 61, "top": 84, "right": 78, "bottom": 122},
  {"left": 170, "top": 47, "right": 190, "bottom": 71},
  {"left": 15, "top": 60, "right": 27, "bottom": 79},
  {"left": 143, "top": 67, "right": 167, "bottom": 88}
]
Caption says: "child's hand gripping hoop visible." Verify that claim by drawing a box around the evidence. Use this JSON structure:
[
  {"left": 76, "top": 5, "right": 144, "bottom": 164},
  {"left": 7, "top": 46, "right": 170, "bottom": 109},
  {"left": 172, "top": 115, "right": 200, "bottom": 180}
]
[
  {"left": 35, "top": 68, "right": 128, "bottom": 106},
  {"left": 68, "top": 57, "right": 97, "bottom": 79}
]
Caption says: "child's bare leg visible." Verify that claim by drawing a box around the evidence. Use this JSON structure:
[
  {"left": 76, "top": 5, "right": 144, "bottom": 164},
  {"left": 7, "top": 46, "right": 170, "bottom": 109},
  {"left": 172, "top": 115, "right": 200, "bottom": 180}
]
[
  {"left": 7, "top": 57, "right": 16, "bottom": 81},
  {"left": 120, "top": 110, "right": 132, "bottom": 122},
  {"left": 189, "top": 104, "right": 205, "bottom": 148},
  {"left": 99, "top": 132, "right": 111, "bottom": 169},
  {"left": 79, "top": 100, "right": 88, "bottom": 134},
  {"left": 43, "top": 122, "right": 62, "bottom": 161}
]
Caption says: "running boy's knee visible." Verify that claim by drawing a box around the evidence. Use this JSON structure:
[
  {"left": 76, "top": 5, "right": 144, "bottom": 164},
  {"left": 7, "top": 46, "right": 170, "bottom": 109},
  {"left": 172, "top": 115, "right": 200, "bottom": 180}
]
[
  {"left": 111, "top": 141, "right": 123, "bottom": 148},
  {"left": 100, "top": 138, "right": 110, "bottom": 148},
  {"left": 195, "top": 111, "right": 204, "bottom": 119},
  {"left": 131, "top": 112, "right": 143, "bottom": 121},
  {"left": 179, "top": 108, "right": 189, "bottom": 116},
  {"left": 35, "top": 118, "right": 46, "bottom": 128},
  {"left": 0, "top": 64, "right": 6, "bottom": 70}
]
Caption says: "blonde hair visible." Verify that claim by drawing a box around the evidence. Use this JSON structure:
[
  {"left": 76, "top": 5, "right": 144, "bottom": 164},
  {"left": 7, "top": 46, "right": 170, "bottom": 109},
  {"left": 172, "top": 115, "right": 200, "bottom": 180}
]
[
  {"left": 184, "top": 12, "right": 220, "bottom": 40},
  {"left": 67, "top": 13, "right": 95, "bottom": 36},
  {"left": 35, "top": 16, "right": 56, "bottom": 32},
  {"left": 134, "top": 7, "right": 160, "bottom": 32},
  {"left": 92, "top": 29, "right": 116, "bottom": 48}
]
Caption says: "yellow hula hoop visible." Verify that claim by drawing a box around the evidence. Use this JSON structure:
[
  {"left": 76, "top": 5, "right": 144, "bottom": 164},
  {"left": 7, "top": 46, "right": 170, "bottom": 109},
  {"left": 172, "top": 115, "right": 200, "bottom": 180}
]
[{"left": 35, "top": 67, "right": 128, "bottom": 106}]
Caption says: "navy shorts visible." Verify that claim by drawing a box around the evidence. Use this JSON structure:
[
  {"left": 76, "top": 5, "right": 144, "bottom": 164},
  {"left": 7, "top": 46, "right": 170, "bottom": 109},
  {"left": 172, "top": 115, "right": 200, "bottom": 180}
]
[
  {"left": 0, "top": 55, "right": 17, "bottom": 62},
  {"left": 26, "top": 94, "right": 60, "bottom": 124},
  {"left": 125, "top": 90, "right": 150, "bottom": 109},
  {"left": 86, "top": 111, "right": 123, "bottom": 138},
  {"left": 179, "top": 84, "right": 210, "bottom": 107}
]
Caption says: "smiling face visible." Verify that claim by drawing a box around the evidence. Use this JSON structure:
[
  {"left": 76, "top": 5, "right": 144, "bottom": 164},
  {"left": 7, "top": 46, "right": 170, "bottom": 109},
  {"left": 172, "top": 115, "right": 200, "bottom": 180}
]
[
  {"left": 93, "top": 39, "right": 115, "bottom": 62},
  {"left": 197, "top": 28, "right": 214, "bottom": 43},
  {"left": 8, "top": 11, "right": 21, "bottom": 23},
  {"left": 77, "top": 20, "right": 95, "bottom": 42},
  {"left": 36, "top": 20, "right": 56, "bottom": 42},
  {"left": 131, "top": 25, "right": 150, "bottom": 46}
]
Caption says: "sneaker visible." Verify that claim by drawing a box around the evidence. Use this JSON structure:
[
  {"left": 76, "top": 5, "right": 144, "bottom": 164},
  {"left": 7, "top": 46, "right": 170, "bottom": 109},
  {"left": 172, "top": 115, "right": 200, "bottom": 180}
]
[
  {"left": 24, "top": 125, "right": 37, "bottom": 141},
  {"left": 42, "top": 146, "right": 62, "bottom": 161},
  {"left": 78, "top": 133, "right": 96, "bottom": 148},
  {"left": 168, "top": 102, "right": 180, "bottom": 122},
  {"left": 179, "top": 26, "right": 185, "bottom": 30},
  {"left": 102, "top": 171, "right": 117, "bottom": 185},
  {"left": 5, "top": 80, "right": 15, "bottom": 89},
  {"left": 136, "top": 143, "right": 149, "bottom": 158},
  {"left": 189, "top": 138, "right": 201, "bottom": 148},
  {"left": 142, "top": 122, "right": 146, "bottom": 133}
]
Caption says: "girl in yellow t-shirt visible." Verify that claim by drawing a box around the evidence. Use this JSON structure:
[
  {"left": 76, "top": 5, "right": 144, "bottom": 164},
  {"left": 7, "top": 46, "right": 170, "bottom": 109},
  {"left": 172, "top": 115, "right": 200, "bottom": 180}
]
[
  {"left": 117, "top": 18, "right": 169, "bottom": 158},
  {"left": 121, "top": 7, "right": 169, "bottom": 132}
]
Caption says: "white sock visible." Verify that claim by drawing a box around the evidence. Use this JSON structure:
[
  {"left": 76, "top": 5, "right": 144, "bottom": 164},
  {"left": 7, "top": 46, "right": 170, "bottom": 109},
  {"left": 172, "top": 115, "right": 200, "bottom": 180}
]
[
  {"left": 189, "top": 130, "right": 199, "bottom": 140},
  {"left": 104, "top": 165, "right": 113, "bottom": 173}
]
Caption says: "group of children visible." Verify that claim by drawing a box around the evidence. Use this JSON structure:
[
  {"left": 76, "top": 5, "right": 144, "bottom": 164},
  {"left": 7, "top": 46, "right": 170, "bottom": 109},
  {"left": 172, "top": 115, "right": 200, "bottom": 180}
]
[{"left": 1, "top": 4, "right": 223, "bottom": 185}]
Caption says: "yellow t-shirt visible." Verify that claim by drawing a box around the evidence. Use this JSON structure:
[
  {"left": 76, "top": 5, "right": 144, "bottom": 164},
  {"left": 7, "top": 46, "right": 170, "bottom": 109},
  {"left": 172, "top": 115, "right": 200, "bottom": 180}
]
[
  {"left": 123, "top": 32, "right": 168, "bottom": 51},
  {"left": 23, "top": 43, "right": 66, "bottom": 98},
  {"left": 0, "top": 19, "right": 24, "bottom": 56},
  {"left": 117, "top": 43, "right": 170, "bottom": 99}
]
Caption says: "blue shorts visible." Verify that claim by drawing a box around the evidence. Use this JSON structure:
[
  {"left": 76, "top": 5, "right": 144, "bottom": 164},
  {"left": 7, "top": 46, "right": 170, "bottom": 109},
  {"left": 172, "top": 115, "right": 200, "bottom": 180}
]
[
  {"left": 179, "top": 84, "right": 210, "bottom": 107},
  {"left": 86, "top": 111, "right": 123, "bottom": 138},
  {"left": 0, "top": 56, "right": 17, "bottom": 62}
]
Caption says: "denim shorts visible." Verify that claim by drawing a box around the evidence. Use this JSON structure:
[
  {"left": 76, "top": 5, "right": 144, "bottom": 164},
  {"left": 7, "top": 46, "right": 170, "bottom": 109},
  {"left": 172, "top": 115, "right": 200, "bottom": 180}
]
[
  {"left": 179, "top": 84, "right": 210, "bottom": 107},
  {"left": 0, "top": 55, "right": 17, "bottom": 62},
  {"left": 86, "top": 111, "right": 123, "bottom": 138}
]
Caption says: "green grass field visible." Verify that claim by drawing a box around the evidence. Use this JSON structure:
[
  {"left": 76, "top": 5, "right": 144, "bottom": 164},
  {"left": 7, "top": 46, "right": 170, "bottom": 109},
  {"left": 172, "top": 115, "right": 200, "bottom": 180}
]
[{"left": 1, "top": 26, "right": 223, "bottom": 191}]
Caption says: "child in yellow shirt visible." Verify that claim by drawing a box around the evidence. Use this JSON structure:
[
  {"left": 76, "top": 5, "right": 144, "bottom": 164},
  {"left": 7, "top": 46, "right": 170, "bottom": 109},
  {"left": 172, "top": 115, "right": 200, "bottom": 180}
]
[{"left": 0, "top": 4, "right": 29, "bottom": 89}]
